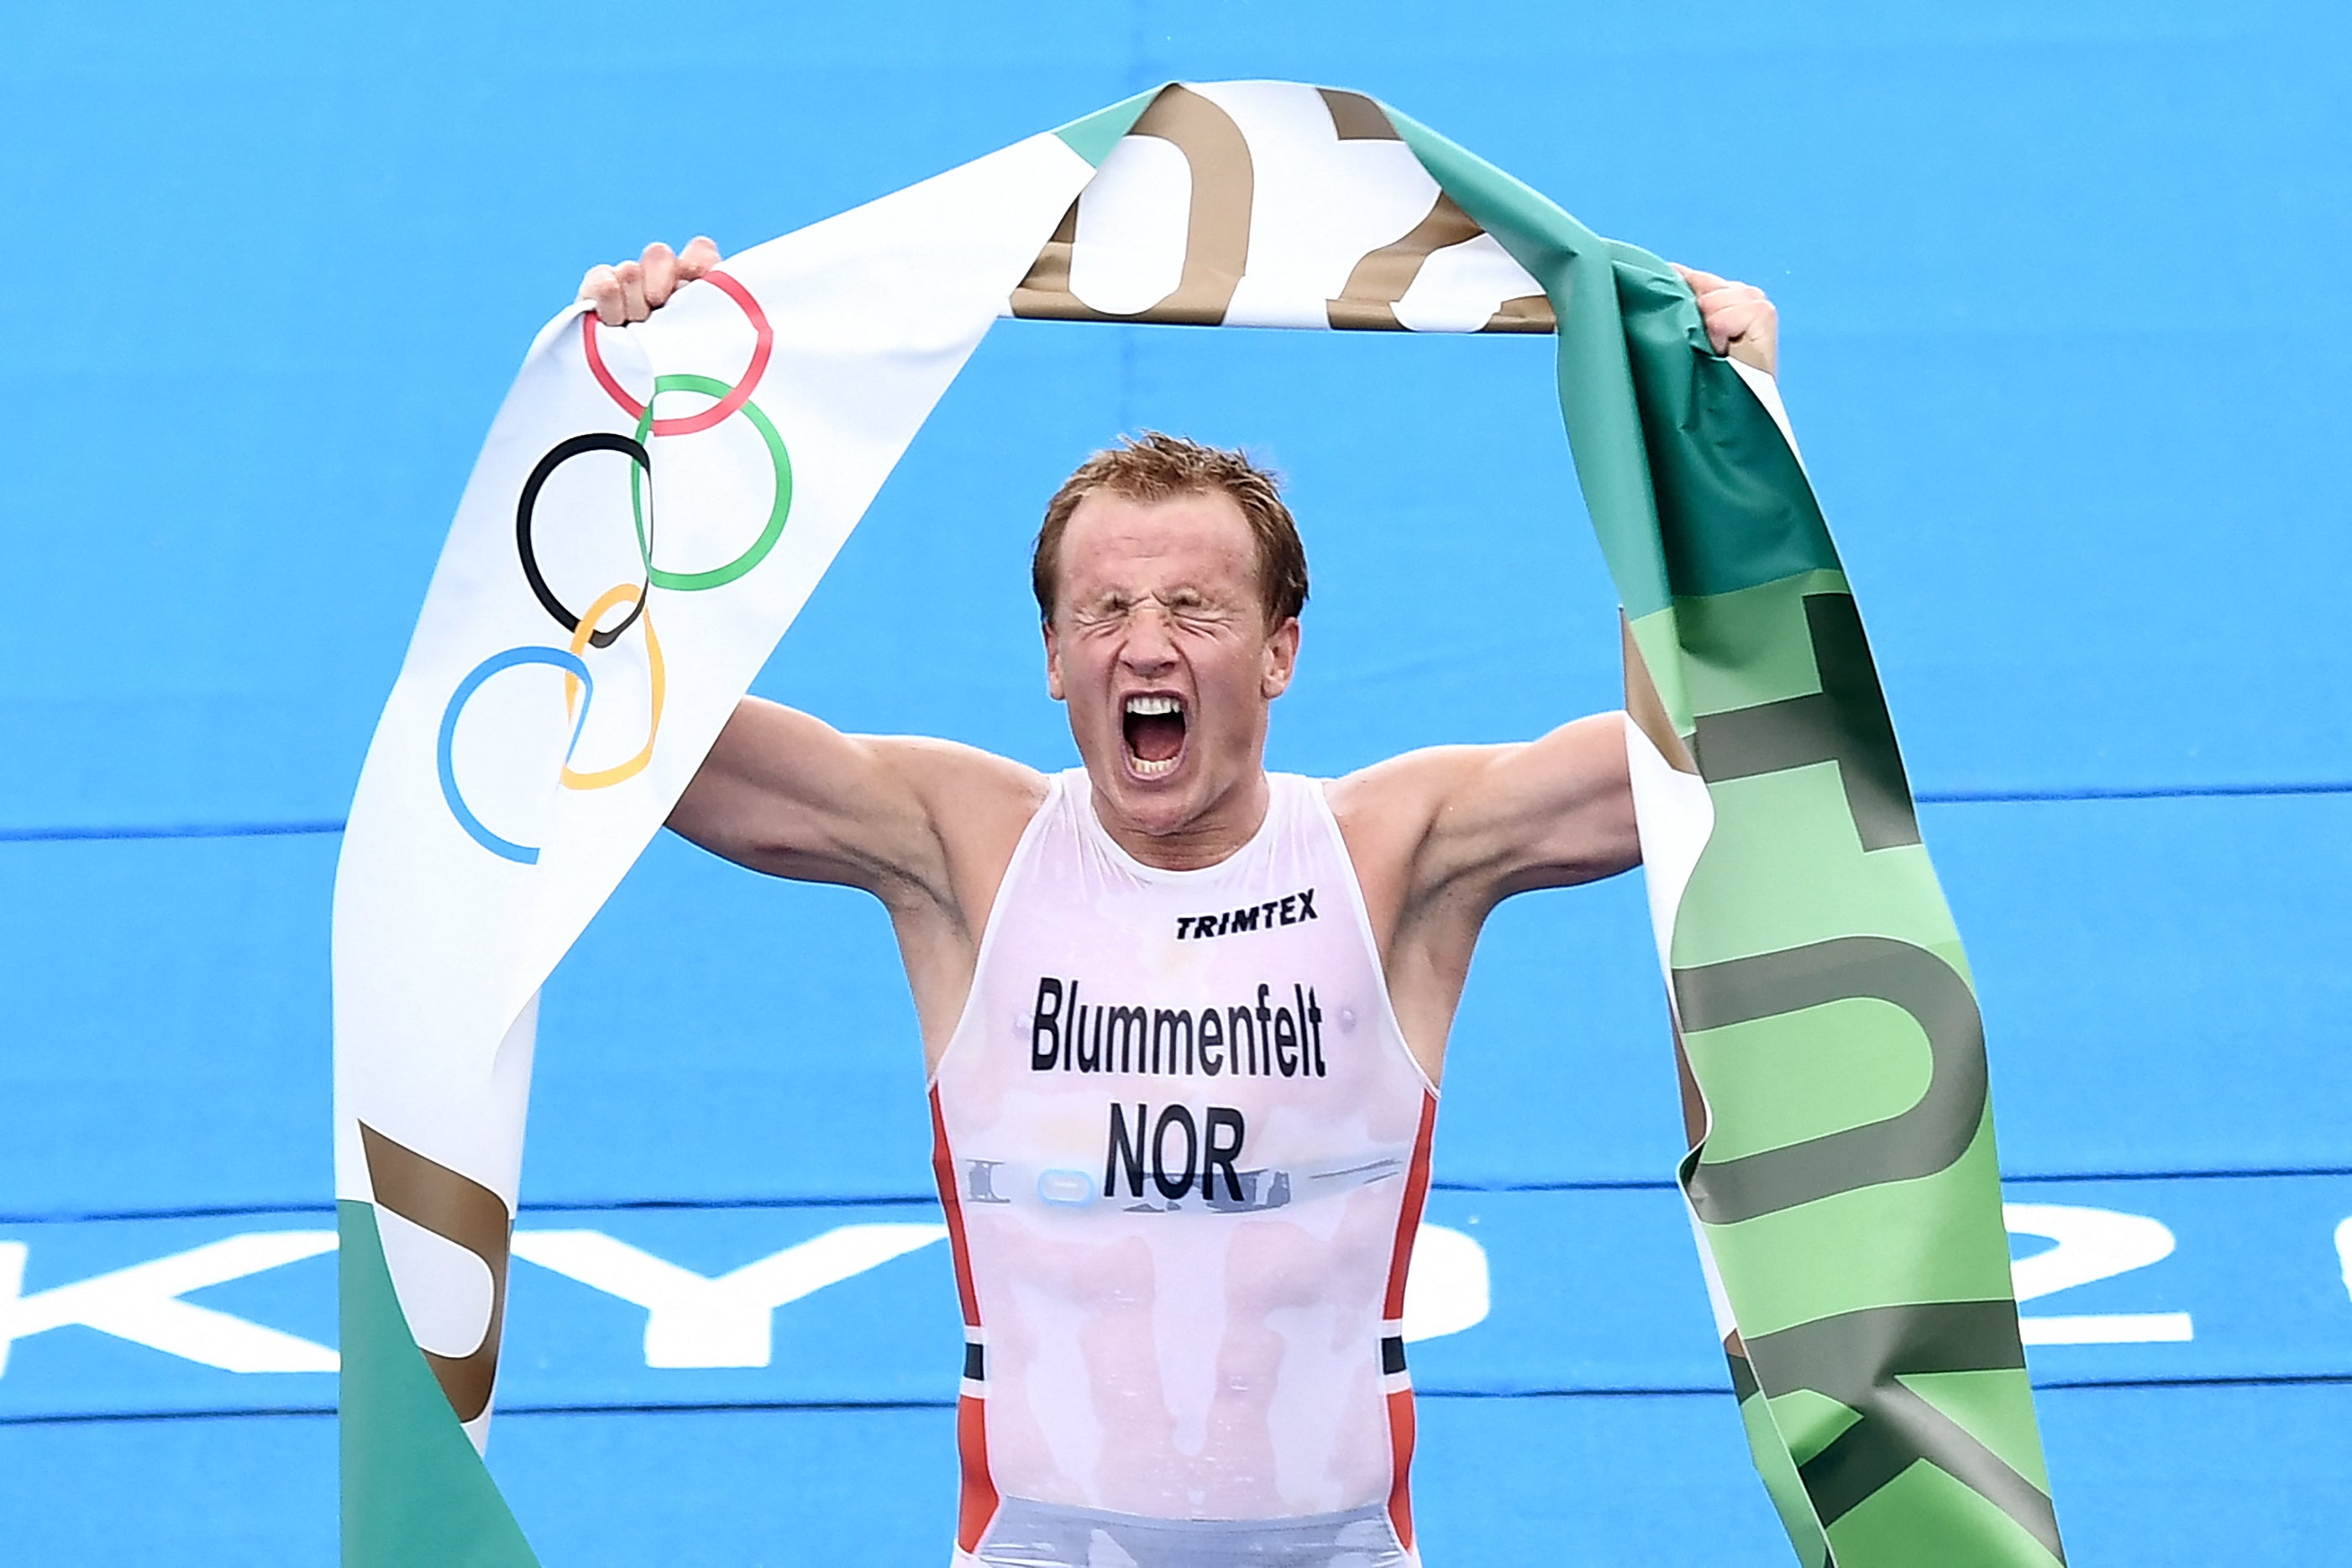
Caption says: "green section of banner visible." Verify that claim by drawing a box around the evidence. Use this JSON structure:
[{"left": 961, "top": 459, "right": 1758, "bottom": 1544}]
[
  {"left": 1053, "top": 87, "right": 1159, "bottom": 167},
  {"left": 1741, "top": 1387, "right": 1835, "bottom": 1568},
  {"left": 1386, "top": 111, "right": 1839, "bottom": 619},
  {"left": 1669, "top": 569, "right": 1852, "bottom": 715},
  {"left": 1385, "top": 102, "right": 2066, "bottom": 1566},
  {"left": 1903, "top": 1369, "right": 2054, "bottom": 1493},
  {"left": 1383, "top": 110, "right": 1672, "bottom": 623},
  {"left": 1685, "top": 999, "right": 1935, "bottom": 1166},
  {"left": 1706, "top": 1115, "right": 2013, "bottom": 1334},
  {"left": 339, "top": 1200, "right": 541, "bottom": 1568}
]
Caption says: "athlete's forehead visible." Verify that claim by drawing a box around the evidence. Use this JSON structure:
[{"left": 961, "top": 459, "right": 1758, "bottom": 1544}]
[{"left": 1053, "top": 489, "right": 1261, "bottom": 610}]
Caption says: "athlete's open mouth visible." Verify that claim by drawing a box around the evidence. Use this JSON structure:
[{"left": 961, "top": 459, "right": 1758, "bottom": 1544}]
[{"left": 1121, "top": 694, "right": 1188, "bottom": 778}]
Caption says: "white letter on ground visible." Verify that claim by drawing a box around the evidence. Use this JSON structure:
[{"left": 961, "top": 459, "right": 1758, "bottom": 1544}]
[
  {"left": 2004, "top": 1203, "right": 2192, "bottom": 1345},
  {"left": 0, "top": 1232, "right": 339, "bottom": 1376},
  {"left": 512, "top": 1224, "right": 947, "bottom": 1368}
]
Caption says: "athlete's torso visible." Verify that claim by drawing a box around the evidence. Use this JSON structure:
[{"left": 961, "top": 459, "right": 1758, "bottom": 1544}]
[{"left": 929, "top": 770, "right": 1438, "bottom": 1568}]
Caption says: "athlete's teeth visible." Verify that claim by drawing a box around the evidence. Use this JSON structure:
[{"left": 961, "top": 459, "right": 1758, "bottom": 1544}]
[
  {"left": 1132, "top": 756, "right": 1178, "bottom": 778},
  {"left": 1125, "top": 695, "right": 1180, "bottom": 716}
]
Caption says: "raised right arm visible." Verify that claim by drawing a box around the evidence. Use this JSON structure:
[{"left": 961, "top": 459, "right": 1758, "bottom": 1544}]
[
  {"left": 589, "top": 241, "right": 1047, "bottom": 1057},
  {"left": 666, "top": 697, "right": 1042, "bottom": 914},
  {"left": 668, "top": 698, "right": 1047, "bottom": 1065},
  {"left": 670, "top": 698, "right": 930, "bottom": 893}
]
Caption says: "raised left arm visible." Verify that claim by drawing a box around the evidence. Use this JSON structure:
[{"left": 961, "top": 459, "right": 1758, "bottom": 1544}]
[
  {"left": 1355, "top": 714, "right": 1641, "bottom": 915},
  {"left": 1353, "top": 257, "right": 1772, "bottom": 906},
  {"left": 1327, "top": 715, "right": 1641, "bottom": 1077},
  {"left": 1331, "top": 262, "right": 1772, "bottom": 1067}
]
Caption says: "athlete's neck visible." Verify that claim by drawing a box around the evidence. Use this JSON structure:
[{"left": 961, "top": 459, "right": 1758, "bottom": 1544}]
[{"left": 1090, "top": 768, "right": 1272, "bottom": 872}]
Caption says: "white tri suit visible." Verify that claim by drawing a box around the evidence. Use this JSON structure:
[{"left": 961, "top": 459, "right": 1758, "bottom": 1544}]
[{"left": 929, "top": 769, "right": 1441, "bottom": 1568}]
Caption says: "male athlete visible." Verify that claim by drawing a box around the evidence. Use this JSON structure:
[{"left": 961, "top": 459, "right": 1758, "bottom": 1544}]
[{"left": 584, "top": 238, "right": 1778, "bottom": 1568}]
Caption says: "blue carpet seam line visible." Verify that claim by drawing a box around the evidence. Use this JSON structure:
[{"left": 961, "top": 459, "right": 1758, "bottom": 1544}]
[
  {"left": 16, "top": 1375, "right": 2352, "bottom": 1432},
  {"left": 8, "top": 778, "right": 2352, "bottom": 844},
  {"left": 8, "top": 1164, "right": 2349, "bottom": 1227}
]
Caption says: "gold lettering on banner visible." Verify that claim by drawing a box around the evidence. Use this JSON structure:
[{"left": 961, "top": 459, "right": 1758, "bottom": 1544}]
[
  {"left": 1325, "top": 191, "right": 1485, "bottom": 331},
  {"left": 1315, "top": 86, "right": 1558, "bottom": 334},
  {"left": 1011, "top": 85, "right": 1255, "bottom": 327},
  {"left": 1316, "top": 87, "right": 1399, "bottom": 141},
  {"left": 359, "top": 1122, "right": 514, "bottom": 1424},
  {"left": 1484, "top": 294, "right": 1557, "bottom": 333}
]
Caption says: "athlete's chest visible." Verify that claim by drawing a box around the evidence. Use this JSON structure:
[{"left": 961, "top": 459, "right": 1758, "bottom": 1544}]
[{"left": 933, "top": 789, "right": 1428, "bottom": 1214}]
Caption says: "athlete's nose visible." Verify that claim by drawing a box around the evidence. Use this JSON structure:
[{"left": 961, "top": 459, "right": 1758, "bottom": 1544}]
[{"left": 1121, "top": 604, "right": 1179, "bottom": 676}]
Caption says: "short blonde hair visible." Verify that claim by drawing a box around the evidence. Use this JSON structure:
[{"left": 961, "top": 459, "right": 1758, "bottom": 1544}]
[{"left": 1032, "top": 433, "right": 1309, "bottom": 627}]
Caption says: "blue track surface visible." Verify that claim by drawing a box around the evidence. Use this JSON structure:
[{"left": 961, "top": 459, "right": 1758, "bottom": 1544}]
[{"left": 6, "top": 3, "right": 2350, "bottom": 1562}]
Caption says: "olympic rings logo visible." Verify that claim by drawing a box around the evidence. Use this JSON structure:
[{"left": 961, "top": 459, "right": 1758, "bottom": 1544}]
[{"left": 436, "top": 272, "right": 790, "bottom": 864}]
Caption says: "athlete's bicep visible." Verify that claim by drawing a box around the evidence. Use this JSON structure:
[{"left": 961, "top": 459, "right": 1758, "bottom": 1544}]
[
  {"left": 665, "top": 697, "right": 943, "bottom": 894},
  {"left": 1415, "top": 714, "right": 1641, "bottom": 902},
  {"left": 1467, "top": 713, "right": 1641, "bottom": 894}
]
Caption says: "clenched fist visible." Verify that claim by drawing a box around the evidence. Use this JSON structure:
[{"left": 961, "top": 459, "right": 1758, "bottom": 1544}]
[
  {"left": 1671, "top": 264, "right": 1778, "bottom": 377},
  {"left": 579, "top": 237, "right": 722, "bottom": 326}
]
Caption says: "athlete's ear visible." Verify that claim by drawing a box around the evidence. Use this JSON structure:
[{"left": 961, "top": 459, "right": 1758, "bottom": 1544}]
[
  {"left": 1260, "top": 616, "right": 1299, "bottom": 700},
  {"left": 1043, "top": 618, "right": 1067, "bottom": 701}
]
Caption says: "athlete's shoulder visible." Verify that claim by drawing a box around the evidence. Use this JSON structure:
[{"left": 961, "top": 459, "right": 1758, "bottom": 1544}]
[
  {"left": 888, "top": 733, "right": 1047, "bottom": 794},
  {"left": 867, "top": 735, "right": 1051, "bottom": 840},
  {"left": 1321, "top": 746, "right": 1491, "bottom": 831},
  {"left": 1320, "top": 745, "right": 1541, "bottom": 905}
]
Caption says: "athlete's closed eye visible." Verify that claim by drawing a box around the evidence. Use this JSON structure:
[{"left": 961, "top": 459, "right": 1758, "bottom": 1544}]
[
  {"left": 1069, "top": 592, "right": 1135, "bottom": 632},
  {"left": 1161, "top": 590, "right": 1237, "bottom": 630},
  {"left": 1069, "top": 589, "right": 1236, "bottom": 633}
]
